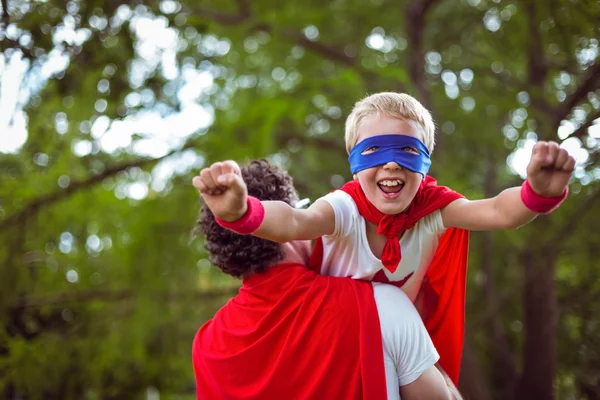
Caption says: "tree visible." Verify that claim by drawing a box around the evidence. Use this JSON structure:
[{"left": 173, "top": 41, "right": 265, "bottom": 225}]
[{"left": 1, "top": 0, "right": 599, "bottom": 398}]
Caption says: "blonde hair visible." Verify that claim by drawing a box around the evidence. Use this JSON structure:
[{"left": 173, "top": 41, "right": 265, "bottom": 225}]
[{"left": 344, "top": 92, "right": 436, "bottom": 154}]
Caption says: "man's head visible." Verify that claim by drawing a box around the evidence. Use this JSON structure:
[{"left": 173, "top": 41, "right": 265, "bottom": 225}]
[
  {"left": 196, "top": 160, "right": 299, "bottom": 278},
  {"left": 345, "top": 92, "right": 436, "bottom": 215}
]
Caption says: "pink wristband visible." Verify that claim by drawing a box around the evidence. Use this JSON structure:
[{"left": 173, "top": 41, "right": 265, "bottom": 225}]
[
  {"left": 215, "top": 196, "right": 265, "bottom": 234},
  {"left": 520, "top": 180, "right": 568, "bottom": 214}
]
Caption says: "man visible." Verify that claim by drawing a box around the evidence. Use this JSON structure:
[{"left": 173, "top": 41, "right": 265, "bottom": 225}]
[{"left": 192, "top": 160, "right": 460, "bottom": 399}]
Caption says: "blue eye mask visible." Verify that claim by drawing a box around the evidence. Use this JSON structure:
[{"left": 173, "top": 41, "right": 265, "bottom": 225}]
[{"left": 348, "top": 134, "right": 431, "bottom": 176}]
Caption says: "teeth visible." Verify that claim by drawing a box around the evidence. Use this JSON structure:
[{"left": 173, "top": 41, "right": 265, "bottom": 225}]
[{"left": 379, "top": 180, "right": 404, "bottom": 187}]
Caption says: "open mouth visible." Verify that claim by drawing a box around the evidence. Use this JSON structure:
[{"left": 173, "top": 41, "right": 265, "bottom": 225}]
[{"left": 377, "top": 179, "right": 405, "bottom": 198}]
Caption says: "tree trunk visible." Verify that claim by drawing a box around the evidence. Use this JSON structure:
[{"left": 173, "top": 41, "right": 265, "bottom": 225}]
[
  {"left": 459, "top": 331, "right": 493, "bottom": 400},
  {"left": 480, "top": 154, "right": 518, "bottom": 397},
  {"left": 516, "top": 250, "right": 557, "bottom": 400}
]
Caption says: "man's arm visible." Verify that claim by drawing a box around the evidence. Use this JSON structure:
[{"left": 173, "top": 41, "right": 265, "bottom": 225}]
[
  {"left": 193, "top": 160, "right": 335, "bottom": 242},
  {"left": 441, "top": 141, "right": 574, "bottom": 231},
  {"left": 398, "top": 362, "right": 463, "bottom": 400},
  {"left": 435, "top": 363, "right": 463, "bottom": 400},
  {"left": 400, "top": 366, "right": 453, "bottom": 400}
]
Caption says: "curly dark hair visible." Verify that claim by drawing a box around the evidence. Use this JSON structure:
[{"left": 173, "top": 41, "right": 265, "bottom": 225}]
[{"left": 195, "top": 160, "right": 299, "bottom": 278}]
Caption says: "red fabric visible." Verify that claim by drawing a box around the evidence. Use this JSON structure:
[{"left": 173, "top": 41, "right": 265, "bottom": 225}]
[
  {"left": 375, "top": 227, "right": 469, "bottom": 385},
  {"left": 339, "top": 178, "right": 463, "bottom": 273},
  {"left": 192, "top": 262, "right": 387, "bottom": 400},
  {"left": 215, "top": 196, "right": 265, "bottom": 234},
  {"left": 520, "top": 179, "right": 568, "bottom": 213},
  {"left": 418, "top": 227, "right": 469, "bottom": 384},
  {"left": 309, "top": 176, "right": 469, "bottom": 384}
]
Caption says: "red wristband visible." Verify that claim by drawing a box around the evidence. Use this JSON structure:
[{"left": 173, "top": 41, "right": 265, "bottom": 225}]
[
  {"left": 215, "top": 196, "right": 265, "bottom": 234},
  {"left": 520, "top": 180, "right": 568, "bottom": 214}
]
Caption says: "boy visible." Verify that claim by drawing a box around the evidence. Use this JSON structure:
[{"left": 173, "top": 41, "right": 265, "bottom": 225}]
[
  {"left": 193, "top": 160, "right": 458, "bottom": 400},
  {"left": 195, "top": 92, "right": 574, "bottom": 384}
]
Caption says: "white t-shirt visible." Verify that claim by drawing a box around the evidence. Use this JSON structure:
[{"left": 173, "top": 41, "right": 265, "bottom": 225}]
[
  {"left": 320, "top": 190, "right": 447, "bottom": 282},
  {"left": 320, "top": 190, "right": 446, "bottom": 398},
  {"left": 373, "top": 282, "right": 440, "bottom": 398}
]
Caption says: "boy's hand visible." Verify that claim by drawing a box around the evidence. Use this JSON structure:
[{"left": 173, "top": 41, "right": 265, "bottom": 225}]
[
  {"left": 192, "top": 160, "right": 248, "bottom": 222},
  {"left": 526, "top": 141, "right": 575, "bottom": 197}
]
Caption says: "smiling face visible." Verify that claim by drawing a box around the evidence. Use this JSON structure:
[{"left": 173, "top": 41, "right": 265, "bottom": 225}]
[{"left": 354, "top": 113, "right": 424, "bottom": 215}]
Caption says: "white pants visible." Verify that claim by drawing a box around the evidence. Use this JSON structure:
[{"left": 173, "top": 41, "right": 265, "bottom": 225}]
[{"left": 372, "top": 283, "right": 440, "bottom": 400}]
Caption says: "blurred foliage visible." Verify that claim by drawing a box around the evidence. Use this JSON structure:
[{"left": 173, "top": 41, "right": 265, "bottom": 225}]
[{"left": 1, "top": 0, "right": 599, "bottom": 399}]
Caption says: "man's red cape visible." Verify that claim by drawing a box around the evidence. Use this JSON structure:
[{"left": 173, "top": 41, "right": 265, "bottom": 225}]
[
  {"left": 192, "top": 262, "right": 388, "bottom": 400},
  {"left": 309, "top": 177, "right": 469, "bottom": 385}
]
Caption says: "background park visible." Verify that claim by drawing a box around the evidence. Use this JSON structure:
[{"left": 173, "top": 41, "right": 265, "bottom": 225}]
[{"left": 0, "top": 0, "right": 599, "bottom": 398}]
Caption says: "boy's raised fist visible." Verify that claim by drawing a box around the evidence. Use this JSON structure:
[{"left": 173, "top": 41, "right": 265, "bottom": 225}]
[
  {"left": 526, "top": 141, "right": 575, "bottom": 197},
  {"left": 193, "top": 160, "right": 249, "bottom": 222}
]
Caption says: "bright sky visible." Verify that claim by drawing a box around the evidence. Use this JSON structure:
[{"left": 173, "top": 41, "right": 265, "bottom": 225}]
[{"left": 1, "top": 6, "right": 599, "bottom": 199}]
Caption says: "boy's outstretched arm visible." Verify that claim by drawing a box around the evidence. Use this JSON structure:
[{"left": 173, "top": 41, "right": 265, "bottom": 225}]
[
  {"left": 193, "top": 160, "right": 335, "bottom": 242},
  {"left": 441, "top": 141, "right": 575, "bottom": 231}
]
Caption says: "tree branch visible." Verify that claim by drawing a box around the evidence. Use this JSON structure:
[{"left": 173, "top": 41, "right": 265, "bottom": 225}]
[
  {"left": 277, "top": 27, "right": 390, "bottom": 90},
  {"left": 0, "top": 37, "right": 37, "bottom": 61},
  {"left": 11, "top": 287, "right": 239, "bottom": 309},
  {"left": 586, "top": 148, "right": 600, "bottom": 168},
  {"left": 191, "top": 3, "right": 404, "bottom": 92},
  {"left": 250, "top": 23, "right": 374, "bottom": 83},
  {"left": 194, "top": 0, "right": 252, "bottom": 25},
  {"left": 553, "top": 61, "right": 600, "bottom": 129},
  {"left": 1, "top": 0, "right": 8, "bottom": 28},
  {"left": 569, "top": 109, "right": 600, "bottom": 140},
  {"left": 526, "top": 3, "right": 548, "bottom": 89},
  {"left": 525, "top": 2, "right": 554, "bottom": 124},
  {"left": 0, "top": 144, "right": 194, "bottom": 232},
  {"left": 545, "top": 58, "right": 578, "bottom": 76},
  {"left": 467, "top": 66, "right": 522, "bottom": 87},
  {"left": 547, "top": 0, "right": 578, "bottom": 76},
  {"left": 405, "top": 0, "right": 441, "bottom": 109},
  {"left": 282, "top": 28, "right": 356, "bottom": 68}
]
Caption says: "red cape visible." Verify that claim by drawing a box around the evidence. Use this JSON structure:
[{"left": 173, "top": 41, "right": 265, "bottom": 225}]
[
  {"left": 192, "top": 262, "right": 388, "bottom": 400},
  {"left": 310, "top": 178, "right": 469, "bottom": 385}
]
